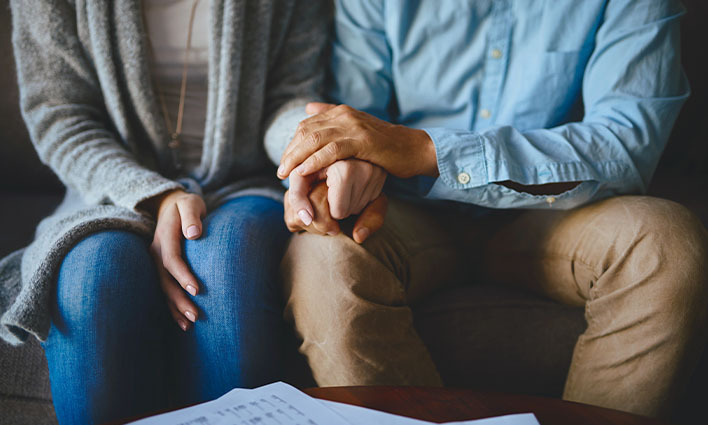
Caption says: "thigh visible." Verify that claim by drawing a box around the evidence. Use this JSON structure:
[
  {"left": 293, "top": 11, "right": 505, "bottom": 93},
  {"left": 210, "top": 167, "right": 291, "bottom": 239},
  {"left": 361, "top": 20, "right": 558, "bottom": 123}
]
[
  {"left": 45, "top": 230, "right": 170, "bottom": 424},
  {"left": 354, "top": 197, "right": 464, "bottom": 303},
  {"left": 183, "top": 195, "right": 289, "bottom": 313},
  {"left": 174, "top": 196, "right": 290, "bottom": 398},
  {"left": 482, "top": 195, "right": 708, "bottom": 306}
]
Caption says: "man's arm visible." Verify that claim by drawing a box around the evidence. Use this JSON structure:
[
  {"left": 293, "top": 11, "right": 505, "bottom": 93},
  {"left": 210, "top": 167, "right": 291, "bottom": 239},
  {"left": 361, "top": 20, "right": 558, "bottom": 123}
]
[{"left": 280, "top": 0, "right": 689, "bottom": 210}]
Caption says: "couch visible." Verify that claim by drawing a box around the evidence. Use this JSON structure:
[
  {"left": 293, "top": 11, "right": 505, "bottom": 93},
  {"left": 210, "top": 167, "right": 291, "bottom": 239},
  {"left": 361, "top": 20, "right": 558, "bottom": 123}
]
[{"left": 1, "top": 1, "right": 706, "bottom": 424}]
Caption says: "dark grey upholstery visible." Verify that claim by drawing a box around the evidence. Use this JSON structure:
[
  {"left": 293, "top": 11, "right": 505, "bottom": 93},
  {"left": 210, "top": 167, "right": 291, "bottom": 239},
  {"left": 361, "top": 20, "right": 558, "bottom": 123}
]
[{"left": 0, "top": 1, "right": 705, "bottom": 424}]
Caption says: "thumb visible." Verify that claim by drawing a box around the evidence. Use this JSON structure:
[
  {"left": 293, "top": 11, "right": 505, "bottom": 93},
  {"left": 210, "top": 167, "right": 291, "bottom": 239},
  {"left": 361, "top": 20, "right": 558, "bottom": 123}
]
[
  {"left": 352, "top": 194, "right": 388, "bottom": 244},
  {"left": 177, "top": 195, "right": 206, "bottom": 240},
  {"left": 306, "top": 102, "right": 337, "bottom": 115},
  {"left": 288, "top": 169, "right": 327, "bottom": 226}
]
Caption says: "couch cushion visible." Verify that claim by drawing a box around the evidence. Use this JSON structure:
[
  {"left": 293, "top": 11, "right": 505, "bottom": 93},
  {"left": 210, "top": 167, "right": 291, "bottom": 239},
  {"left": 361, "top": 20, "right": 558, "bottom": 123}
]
[
  {"left": 0, "top": 191, "right": 64, "bottom": 259},
  {"left": 415, "top": 284, "right": 586, "bottom": 398}
]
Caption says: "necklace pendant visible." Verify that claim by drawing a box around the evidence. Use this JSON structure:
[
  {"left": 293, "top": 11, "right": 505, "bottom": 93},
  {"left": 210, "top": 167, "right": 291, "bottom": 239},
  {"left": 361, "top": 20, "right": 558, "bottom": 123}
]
[
  {"left": 168, "top": 134, "right": 182, "bottom": 170},
  {"left": 168, "top": 134, "right": 180, "bottom": 149}
]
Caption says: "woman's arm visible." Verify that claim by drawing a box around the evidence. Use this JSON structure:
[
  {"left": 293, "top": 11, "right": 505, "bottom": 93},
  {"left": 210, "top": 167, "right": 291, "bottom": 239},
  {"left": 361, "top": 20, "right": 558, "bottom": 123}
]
[
  {"left": 11, "top": 0, "right": 182, "bottom": 211},
  {"left": 262, "top": 0, "right": 332, "bottom": 166}
]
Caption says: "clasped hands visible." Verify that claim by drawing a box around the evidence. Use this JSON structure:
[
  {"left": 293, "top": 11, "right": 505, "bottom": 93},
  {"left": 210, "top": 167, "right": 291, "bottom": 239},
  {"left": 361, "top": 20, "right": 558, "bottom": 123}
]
[
  {"left": 279, "top": 102, "right": 438, "bottom": 242},
  {"left": 148, "top": 102, "right": 438, "bottom": 331}
]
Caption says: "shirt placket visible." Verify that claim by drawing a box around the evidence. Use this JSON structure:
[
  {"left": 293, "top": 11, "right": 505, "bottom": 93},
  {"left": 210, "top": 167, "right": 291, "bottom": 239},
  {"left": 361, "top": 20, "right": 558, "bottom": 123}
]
[{"left": 474, "top": 0, "right": 512, "bottom": 131}]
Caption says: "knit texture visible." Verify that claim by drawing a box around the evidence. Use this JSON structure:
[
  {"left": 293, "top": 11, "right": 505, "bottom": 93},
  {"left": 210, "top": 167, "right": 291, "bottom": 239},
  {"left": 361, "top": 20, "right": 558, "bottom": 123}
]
[{"left": 0, "top": 0, "right": 330, "bottom": 344}]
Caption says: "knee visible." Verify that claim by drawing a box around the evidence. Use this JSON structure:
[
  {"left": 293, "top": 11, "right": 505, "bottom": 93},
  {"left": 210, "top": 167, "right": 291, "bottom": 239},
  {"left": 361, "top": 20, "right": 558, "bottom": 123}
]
[
  {"left": 282, "top": 231, "right": 405, "bottom": 311},
  {"left": 603, "top": 197, "right": 708, "bottom": 308},
  {"left": 56, "top": 230, "right": 156, "bottom": 325},
  {"left": 183, "top": 198, "right": 287, "bottom": 312}
]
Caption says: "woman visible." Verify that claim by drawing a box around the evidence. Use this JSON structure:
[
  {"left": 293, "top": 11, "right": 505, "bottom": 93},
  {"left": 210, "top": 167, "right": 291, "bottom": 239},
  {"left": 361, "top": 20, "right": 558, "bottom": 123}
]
[{"left": 0, "top": 0, "right": 330, "bottom": 423}]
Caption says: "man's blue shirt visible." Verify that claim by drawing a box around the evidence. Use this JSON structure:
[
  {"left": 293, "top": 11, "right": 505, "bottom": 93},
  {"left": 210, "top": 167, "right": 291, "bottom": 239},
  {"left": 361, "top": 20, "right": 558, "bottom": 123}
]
[{"left": 329, "top": 0, "right": 689, "bottom": 209}]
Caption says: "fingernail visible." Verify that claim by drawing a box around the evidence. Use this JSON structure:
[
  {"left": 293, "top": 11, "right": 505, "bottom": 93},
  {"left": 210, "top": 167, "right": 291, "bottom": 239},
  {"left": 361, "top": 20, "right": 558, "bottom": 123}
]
[
  {"left": 184, "top": 310, "right": 196, "bottom": 322},
  {"left": 178, "top": 320, "right": 188, "bottom": 331},
  {"left": 327, "top": 230, "right": 339, "bottom": 236},
  {"left": 296, "top": 165, "right": 307, "bottom": 176},
  {"left": 298, "top": 209, "right": 313, "bottom": 226},
  {"left": 277, "top": 164, "right": 286, "bottom": 177},
  {"left": 356, "top": 227, "right": 370, "bottom": 242},
  {"left": 186, "top": 284, "right": 197, "bottom": 296},
  {"left": 187, "top": 225, "right": 200, "bottom": 239}
]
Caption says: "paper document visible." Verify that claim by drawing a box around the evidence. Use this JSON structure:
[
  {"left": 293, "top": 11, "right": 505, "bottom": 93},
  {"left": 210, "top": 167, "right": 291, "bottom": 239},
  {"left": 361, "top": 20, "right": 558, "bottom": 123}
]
[
  {"left": 128, "top": 381, "right": 540, "bottom": 425},
  {"left": 129, "top": 382, "right": 351, "bottom": 425}
]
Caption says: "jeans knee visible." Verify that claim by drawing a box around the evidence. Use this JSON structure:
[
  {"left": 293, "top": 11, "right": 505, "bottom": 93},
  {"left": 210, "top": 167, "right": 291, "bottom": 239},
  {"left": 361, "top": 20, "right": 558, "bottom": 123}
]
[
  {"left": 183, "top": 197, "right": 287, "bottom": 318},
  {"left": 56, "top": 230, "right": 157, "bottom": 327}
]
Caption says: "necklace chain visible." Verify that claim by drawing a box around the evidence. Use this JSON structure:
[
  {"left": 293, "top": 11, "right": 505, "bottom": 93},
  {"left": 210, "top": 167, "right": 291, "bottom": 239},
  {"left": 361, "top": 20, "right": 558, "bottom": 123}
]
[{"left": 143, "top": 0, "right": 202, "bottom": 167}]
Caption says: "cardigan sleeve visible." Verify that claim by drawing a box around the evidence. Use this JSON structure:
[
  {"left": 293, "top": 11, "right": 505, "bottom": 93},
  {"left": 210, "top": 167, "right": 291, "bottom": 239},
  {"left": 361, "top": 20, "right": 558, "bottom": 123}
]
[
  {"left": 263, "top": 0, "right": 333, "bottom": 166},
  {"left": 10, "top": 0, "right": 182, "bottom": 212}
]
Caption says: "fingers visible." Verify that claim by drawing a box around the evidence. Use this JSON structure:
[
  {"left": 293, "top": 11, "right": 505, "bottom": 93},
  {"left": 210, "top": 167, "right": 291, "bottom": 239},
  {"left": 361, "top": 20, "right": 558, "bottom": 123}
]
[
  {"left": 155, "top": 259, "right": 198, "bottom": 331},
  {"left": 309, "top": 182, "right": 341, "bottom": 236},
  {"left": 278, "top": 105, "right": 358, "bottom": 179},
  {"left": 283, "top": 184, "right": 340, "bottom": 236},
  {"left": 157, "top": 213, "right": 201, "bottom": 297},
  {"left": 352, "top": 193, "right": 388, "bottom": 244},
  {"left": 355, "top": 165, "right": 387, "bottom": 215},
  {"left": 177, "top": 195, "right": 206, "bottom": 240},
  {"left": 279, "top": 127, "right": 351, "bottom": 180},
  {"left": 294, "top": 138, "right": 358, "bottom": 178},
  {"left": 306, "top": 102, "right": 337, "bottom": 115},
  {"left": 287, "top": 171, "right": 321, "bottom": 226},
  {"left": 326, "top": 162, "right": 353, "bottom": 220}
]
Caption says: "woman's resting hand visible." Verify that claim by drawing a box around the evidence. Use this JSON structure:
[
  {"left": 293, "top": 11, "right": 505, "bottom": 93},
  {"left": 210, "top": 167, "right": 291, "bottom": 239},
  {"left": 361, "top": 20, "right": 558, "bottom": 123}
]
[{"left": 148, "top": 189, "right": 206, "bottom": 331}]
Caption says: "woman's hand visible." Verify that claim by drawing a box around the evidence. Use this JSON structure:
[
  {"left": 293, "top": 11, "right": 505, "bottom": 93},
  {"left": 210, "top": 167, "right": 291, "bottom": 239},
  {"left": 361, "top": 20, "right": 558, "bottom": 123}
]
[
  {"left": 287, "top": 158, "right": 387, "bottom": 225},
  {"left": 284, "top": 180, "right": 388, "bottom": 244},
  {"left": 277, "top": 103, "right": 439, "bottom": 180},
  {"left": 147, "top": 189, "right": 206, "bottom": 331}
]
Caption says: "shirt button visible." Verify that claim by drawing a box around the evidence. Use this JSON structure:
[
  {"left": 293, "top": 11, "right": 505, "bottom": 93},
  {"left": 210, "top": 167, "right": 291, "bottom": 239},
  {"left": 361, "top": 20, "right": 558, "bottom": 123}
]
[
  {"left": 491, "top": 48, "right": 502, "bottom": 59},
  {"left": 480, "top": 109, "right": 491, "bottom": 119},
  {"left": 457, "top": 172, "right": 471, "bottom": 185},
  {"left": 546, "top": 196, "right": 556, "bottom": 205}
]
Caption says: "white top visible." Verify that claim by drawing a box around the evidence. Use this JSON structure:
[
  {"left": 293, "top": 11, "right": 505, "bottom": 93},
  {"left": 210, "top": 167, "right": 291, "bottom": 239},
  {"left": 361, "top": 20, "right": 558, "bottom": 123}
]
[{"left": 145, "top": 0, "right": 210, "bottom": 172}]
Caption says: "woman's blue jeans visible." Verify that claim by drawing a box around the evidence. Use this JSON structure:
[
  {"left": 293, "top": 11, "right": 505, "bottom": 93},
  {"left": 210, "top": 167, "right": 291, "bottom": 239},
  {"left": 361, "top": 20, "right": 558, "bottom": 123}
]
[{"left": 42, "top": 196, "right": 290, "bottom": 424}]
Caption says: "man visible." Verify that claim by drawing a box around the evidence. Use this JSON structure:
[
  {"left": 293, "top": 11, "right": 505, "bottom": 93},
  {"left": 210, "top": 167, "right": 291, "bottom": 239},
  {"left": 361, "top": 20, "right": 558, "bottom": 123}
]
[{"left": 270, "top": 0, "right": 708, "bottom": 418}]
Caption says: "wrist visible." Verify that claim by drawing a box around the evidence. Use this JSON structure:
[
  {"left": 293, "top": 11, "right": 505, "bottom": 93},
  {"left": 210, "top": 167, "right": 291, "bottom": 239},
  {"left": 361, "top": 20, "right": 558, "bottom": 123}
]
[
  {"left": 141, "top": 189, "right": 186, "bottom": 218},
  {"left": 410, "top": 128, "right": 439, "bottom": 177}
]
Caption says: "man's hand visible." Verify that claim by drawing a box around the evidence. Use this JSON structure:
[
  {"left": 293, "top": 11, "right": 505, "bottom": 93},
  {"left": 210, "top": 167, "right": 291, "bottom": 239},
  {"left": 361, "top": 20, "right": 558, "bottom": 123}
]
[
  {"left": 284, "top": 181, "right": 388, "bottom": 244},
  {"left": 147, "top": 189, "right": 206, "bottom": 332},
  {"left": 277, "top": 103, "right": 439, "bottom": 180}
]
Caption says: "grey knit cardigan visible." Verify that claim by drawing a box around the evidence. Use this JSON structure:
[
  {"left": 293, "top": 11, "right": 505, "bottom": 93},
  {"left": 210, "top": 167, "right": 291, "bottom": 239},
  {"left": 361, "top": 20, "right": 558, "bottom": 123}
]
[{"left": 0, "top": 0, "right": 330, "bottom": 345}]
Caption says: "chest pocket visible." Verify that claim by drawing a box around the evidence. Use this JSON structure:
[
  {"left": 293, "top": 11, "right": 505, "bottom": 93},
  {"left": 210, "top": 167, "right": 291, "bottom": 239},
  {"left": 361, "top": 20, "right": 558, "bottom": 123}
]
[{"left": 539, "top": 0, "right": 605, "bottom": 53}]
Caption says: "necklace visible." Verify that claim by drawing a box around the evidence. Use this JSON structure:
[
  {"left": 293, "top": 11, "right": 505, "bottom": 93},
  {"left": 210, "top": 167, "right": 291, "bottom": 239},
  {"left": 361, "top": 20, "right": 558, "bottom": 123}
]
[{"left": 143, "top": 0, "right": 202, "bottom": 170}]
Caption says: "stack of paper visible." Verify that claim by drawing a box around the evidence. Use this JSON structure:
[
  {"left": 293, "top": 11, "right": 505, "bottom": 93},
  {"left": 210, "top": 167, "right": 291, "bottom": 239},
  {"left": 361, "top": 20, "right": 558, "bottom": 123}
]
[{"left": 129, "top": 382, "right": 540, "bottom": 425}]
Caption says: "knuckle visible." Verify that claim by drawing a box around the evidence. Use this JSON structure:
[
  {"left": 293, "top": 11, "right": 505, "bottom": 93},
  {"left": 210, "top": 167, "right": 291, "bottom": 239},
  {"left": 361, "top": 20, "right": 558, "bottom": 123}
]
[
  {"left": 306, "top": 131, "right": 321, "bottom": 149},
  {"left": 337, "top": 104, "right": 352, "bottom": 113},
  {"left": 326, "top": 142, "right": 342, "bottom": 156}
]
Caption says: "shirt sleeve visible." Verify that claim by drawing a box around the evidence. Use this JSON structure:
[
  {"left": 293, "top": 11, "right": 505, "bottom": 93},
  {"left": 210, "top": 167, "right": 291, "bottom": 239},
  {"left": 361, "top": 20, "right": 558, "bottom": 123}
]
[
  {"left": 11, "top": 0, "right": 183, "bottom": 212},
  {"left": 262, "top": 0, "right": 333, "bottom": 166},
  {"left": 425, "top": 0, "right": 689, "bottom": 209}
]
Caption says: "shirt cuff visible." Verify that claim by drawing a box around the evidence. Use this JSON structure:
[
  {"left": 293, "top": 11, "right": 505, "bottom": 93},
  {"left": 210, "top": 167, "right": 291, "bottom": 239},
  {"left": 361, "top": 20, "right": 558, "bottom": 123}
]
[{"left": 423, "top": 127, "right": 488, "bottom": 190}]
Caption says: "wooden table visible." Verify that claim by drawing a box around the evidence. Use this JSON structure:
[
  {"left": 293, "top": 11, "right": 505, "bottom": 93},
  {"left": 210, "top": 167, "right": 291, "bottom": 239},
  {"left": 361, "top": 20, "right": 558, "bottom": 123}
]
[{"left": 304, "top": 386, "right": 668, "bottom": 425}]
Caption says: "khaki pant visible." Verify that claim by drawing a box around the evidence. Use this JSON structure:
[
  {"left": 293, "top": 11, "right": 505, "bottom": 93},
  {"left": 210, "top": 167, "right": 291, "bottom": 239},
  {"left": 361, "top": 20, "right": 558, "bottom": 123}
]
[{"left": 281, "top": 196, "right": 708, "bottom": 418}]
